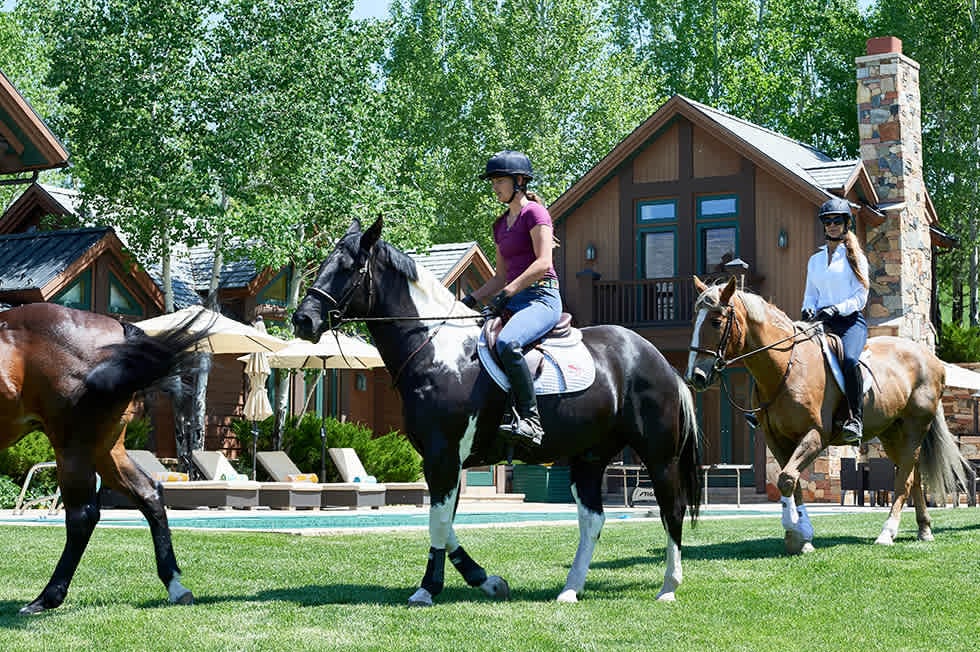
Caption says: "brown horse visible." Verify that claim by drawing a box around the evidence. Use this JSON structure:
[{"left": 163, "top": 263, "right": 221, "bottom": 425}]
[
  {"left": 685, "top": 276, "right": 970, "bottom": 553},
  {"left": 1, "top": 302, "right": 208, "bottom": 614}
]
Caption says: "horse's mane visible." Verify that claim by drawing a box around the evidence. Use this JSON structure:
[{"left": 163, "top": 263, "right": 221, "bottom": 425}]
[
  {"left": 375, "top": 238, "right": 461, "bottom": 316},
  {"left": 695, "top": 281, "right": 793, "bottom": 328}
]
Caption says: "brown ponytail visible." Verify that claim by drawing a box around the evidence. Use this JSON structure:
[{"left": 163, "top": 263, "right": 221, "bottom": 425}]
[{"left": 843, "top": 231, "right": 869, "bottom": 288}]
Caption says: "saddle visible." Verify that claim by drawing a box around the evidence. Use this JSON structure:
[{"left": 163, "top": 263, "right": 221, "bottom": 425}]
[
  {"left": 477, "top": 312, "right": 596, "bottom": 395},
  {"left": 816, "top": 324, "right": 872, "bottom": 395}
]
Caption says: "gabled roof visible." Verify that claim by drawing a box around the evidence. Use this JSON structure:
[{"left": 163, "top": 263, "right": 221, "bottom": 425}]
[
  {"left": 0, "top": 182, "right": 82, "bottom": 234},
  {"left": 406, "top": 242, "right": 494, "bottom": 284},
  {"left": 549, "top": 94, "right": 883, "bottom": 221},
  {"left": 0, "top": 227, "right": 106, "bottom": 292},
  {"left": 185, "top": 243, "right": 272, "bottom": 292},
  {"left": 0, "top": 71, "right": 69, "bottom": 176},
  {"left": 0, "top": 227, "right": 164, "bottom": 310}
]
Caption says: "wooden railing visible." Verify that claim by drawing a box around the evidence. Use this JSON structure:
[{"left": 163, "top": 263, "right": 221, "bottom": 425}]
[{"left": 592, "top": 276, "right": 701, "bottom": 327}]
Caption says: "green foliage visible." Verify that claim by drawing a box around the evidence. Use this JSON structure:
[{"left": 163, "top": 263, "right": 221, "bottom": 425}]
[
  {"left": 124, "top": 417, "right": 152, "bottom": 451},
  {"left": 0, "top": 475, "right": 22, "bottom": 509},
  {"left": 232, "top": 413, "right": 421, "bottom": 483},
  {"left": 937, "top": 321, "right": 980, "bottom": 363},
  {"left": 0, "top": 431, "right": 55, "bottom": 485}
]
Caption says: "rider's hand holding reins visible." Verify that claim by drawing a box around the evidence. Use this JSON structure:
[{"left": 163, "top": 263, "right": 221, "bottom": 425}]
[
  {"left": 801, "top": 307, "right": 816, "bottom": 322},
  {"left": 488, "top": 291, "right": 510, "bottom": 316},
  {"left": 815, "top": 305, "right": 839, "bottom": 321}
]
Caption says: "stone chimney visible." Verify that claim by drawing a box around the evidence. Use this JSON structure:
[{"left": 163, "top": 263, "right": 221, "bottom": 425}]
[{"left": 857, "top": 36, "right": 935, "bottom": 350}]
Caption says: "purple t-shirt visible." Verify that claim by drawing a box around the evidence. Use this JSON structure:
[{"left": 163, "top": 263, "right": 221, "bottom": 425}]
[{"left": 492, "top": 202, "right": 557, "bottom": 284}]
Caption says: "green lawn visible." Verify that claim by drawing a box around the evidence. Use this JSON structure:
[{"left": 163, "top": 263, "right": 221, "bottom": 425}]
[{"left": 1, "top": 508, "right": 978, "bottom": 651}]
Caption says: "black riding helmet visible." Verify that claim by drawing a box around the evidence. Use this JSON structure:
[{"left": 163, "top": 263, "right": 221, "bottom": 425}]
[
  {"left": 479, "top": 150, "right": 534, "bottom": 181},
  {"left": 818, "top": 197, "right": 852, "bottom": 240}
]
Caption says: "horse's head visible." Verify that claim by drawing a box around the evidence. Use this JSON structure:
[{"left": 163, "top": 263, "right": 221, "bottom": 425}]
[
  {"left": 685, "top": 275, "right": 742, "bottom": 391},
  {"left": 293, "top": 217, "right": 384, "bottom": 342}
]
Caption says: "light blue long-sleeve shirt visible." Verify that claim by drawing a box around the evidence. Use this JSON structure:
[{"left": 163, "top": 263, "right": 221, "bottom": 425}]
[{"left": 802, "top": 244, "right": 869, "bottom": 317}]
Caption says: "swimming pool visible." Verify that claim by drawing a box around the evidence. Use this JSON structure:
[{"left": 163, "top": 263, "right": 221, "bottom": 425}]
[{"left": 0, "top": 509, "right": 645, "bottom": 533}]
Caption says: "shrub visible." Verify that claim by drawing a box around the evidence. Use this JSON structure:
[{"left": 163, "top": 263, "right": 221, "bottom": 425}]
[
  {"left": 232, "top": 414, "right": 421, "bottom": 483},
  {"left": 124, "top": 417, "right": 152, "bottom": 450},
  {"left": 0, "top": 431, "right": 56, "bottom": 484},
  {"left": 0, "top": 475, "right": 21, "bottom": 509},
  {"left": 938, "top": 322, "right": 980, "bottom": 363}
]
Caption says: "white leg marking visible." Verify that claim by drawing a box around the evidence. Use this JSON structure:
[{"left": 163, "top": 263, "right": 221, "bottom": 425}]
[
  {"left": 875, "top": 515, "right": 900, "bottom": 546},
  {"left": 167, "top": 574, "right": 193, "bottom": 605},
  {"left": 795, "top": 504, "right": 814, "bottom": 541},
  {"left": 429, "top": 487, "right": 458, "bottom": 549},
  {"left": 686, "top": 309, "right": 708, "bottom": 379},
  {"left": 558, "top": 486, "right": 605, "bottom": 603},
  {"left": 780, "top": 495, "right": 799, "bottom": 530},
  {"left": 656, "top": 536, "right": 682, "bottom": 602}
]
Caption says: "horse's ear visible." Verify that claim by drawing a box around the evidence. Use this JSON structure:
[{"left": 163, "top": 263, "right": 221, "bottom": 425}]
[
  {"left": 693, "top": 275, "right": 707, "bottom": 294},
  {"left": 360, "top": 216, "right": 383, "bottom": 253},
  {"left": 719, "top": 276, "right": 738, "bottom": 304},
  {"left": 345, "top": 219, "right": 363, "bottom": 236}
]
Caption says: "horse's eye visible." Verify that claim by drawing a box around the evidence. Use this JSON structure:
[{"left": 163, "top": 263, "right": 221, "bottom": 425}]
[{"left": 710, "top": 317, "right": 723, "bottom": 329}]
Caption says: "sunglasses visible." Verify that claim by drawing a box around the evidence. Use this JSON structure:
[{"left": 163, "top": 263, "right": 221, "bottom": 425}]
[{"left": 821, "top": 216, "right": 845, "bottom": 226}]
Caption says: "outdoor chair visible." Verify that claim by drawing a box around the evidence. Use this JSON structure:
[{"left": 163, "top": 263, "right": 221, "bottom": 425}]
[
  {"left": 328, "top": 447, "right": 429, "bottom": 506},
  {"left": 191, "top": 450, "right": 320, "bottom": 511},
  {"left": 129, "top": 449, "right": 260, "bottom": 510},
  {"left": 255, "top": 450, "right": 386, "bottom": 510}
]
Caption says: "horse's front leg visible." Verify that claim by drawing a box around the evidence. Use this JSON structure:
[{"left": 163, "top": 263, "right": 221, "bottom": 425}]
[
  {"left": 776, "top": 429, "right": 823, "bottom": 555},
  {"left": 875, "top": 457, "right": 918, "bottom": 546},
  {"left": 557, "top": 476, "right": 606, "bottom": 603},
  {"left": 20, "top": 457, "right": 100, "bottom": 615}
]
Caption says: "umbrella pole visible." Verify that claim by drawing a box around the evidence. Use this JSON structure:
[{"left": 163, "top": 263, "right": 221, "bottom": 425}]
[
  {"left": 251, "top": 421, "right": 258, "bottom": 480},
  {"left": 320, "top": 368, "right": 327, "bottom": 481}
]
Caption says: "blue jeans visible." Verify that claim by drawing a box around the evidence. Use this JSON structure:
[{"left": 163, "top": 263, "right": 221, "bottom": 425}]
[
  {"left": 495, "top": 285, "right": 562, "bottom": 356},
  {"left": 825, "top": 311, "right": 867, "bottom": 416}
]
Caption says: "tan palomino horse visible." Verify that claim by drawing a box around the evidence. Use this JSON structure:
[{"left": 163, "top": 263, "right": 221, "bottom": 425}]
[{"left": 685, "top": 276, "right": 970, "bottom": 554}]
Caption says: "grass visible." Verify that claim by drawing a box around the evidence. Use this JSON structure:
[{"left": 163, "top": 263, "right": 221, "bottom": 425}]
[{"left": 1, "top": 508, "right": 979, "bottom": 651}]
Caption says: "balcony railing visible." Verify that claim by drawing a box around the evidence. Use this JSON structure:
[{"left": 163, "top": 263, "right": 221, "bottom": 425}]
[{"left": 591, "top": 276, "right": 708, "bottom": 327}]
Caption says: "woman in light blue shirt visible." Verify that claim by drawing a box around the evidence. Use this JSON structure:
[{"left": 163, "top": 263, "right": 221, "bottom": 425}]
[{"left": 801, "top": 197, "right": 869, "bottom": 445}]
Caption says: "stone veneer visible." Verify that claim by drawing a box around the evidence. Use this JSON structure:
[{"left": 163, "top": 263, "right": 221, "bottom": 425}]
[{"left": 856, "top": 37, "right": 935, "bottom": 351}]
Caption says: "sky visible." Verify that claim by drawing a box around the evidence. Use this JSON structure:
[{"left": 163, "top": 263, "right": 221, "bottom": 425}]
[{"left": 351, "top": 0, "right": 391, "bottom": 21}]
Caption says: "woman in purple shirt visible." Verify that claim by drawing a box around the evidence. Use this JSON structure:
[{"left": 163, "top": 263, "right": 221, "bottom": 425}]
[
  {"left": 801, "top": 197, "right": 869, "bottom": 445},
  {"left": 462, "top": 150, "right": 561, "bottom": 447}
]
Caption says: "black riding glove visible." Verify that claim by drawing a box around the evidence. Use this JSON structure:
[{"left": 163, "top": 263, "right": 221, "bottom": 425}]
[
  {"left": 461, "top": 294, "right": 478, "bottom": 309},
  {"left": 800, "top": 308, "right": 815, "bottom": 322},
  {"left": 816, "top": 306, "right": 839, "bottom": 321},
  {"left": 488, "top": 291, "right": 510, "bottom": 316}
]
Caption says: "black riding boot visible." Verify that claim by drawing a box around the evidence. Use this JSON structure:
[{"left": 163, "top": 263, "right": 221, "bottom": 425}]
[
  {"left": 841, "top": 363, "right": 864, "bottom": 445},
  {"left": 498, "top": 341, "right": 545, "bottom": 447}
]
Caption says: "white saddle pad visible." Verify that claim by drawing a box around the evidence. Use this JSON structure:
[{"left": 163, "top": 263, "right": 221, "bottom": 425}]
[{"left": 477, "top": 327, "right": 596, "bottom": 395}]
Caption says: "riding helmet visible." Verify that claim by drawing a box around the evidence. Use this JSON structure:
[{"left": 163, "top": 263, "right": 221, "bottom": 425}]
[
  {"left": 479, "top": 150, "right": 534, "bottom": 180},
  {"left": 817, "top": 197, "right": 852, "bottom": 222}
]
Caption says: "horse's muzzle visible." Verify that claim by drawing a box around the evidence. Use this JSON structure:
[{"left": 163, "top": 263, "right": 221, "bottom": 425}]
[
  {"left": 291, "top": 307, "right": 320, "bottom": 342},
  {"left": 686, "top": 367, "right": 712, "bottom": 392}
]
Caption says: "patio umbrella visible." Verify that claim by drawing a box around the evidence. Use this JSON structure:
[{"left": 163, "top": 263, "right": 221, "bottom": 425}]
[
  {"left": 134, "top": 305, "right": 287, "bottom": 354},
  {"left": 242, "top": 319, "right": 274, "bottom": 479},
  {"left": 241, "top": 332, "right": 385, "bottom": 479}
]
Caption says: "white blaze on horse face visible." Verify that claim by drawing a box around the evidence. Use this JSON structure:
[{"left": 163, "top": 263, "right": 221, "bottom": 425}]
[
  {"left": 686, "top": 308, "right": 710, "bottom": 380},
  {"left": 408, "top": 267, "right": 478, "bottom": 384}
]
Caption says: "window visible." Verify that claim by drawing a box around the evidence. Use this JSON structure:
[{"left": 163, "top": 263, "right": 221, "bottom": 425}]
[
  {"left": 639, "top": 199, "right": 677, "bottom": 222},
  {"left": 52, "top": 270, "right": 91, "bottom": 310},
  {"left": 108, "top": 274, "right": 142, "bottom": 316},
  {"left": 256, "top": 269, "right": 291, "bottom": 307},
  {"left": 639, "top": 230, "right": 676, "bottom": 279},
  {"left": 697, "top": 194, "right": 739, "bottom": 274}
]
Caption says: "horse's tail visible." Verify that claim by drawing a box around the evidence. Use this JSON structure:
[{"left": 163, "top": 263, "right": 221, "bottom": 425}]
[
  {"left": 676, "top": 373, "right": 703, "bottom": 523},
  {"left": 82, "top": 314, "right": 211, "bottom": 404},
  {"left": 919, "top": 401, "right": 972, "bottom": 498}
]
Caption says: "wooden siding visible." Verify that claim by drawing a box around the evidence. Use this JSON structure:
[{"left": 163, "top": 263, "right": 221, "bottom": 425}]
[
  {"left": 562, "top": 178, "right": 620, "bottom": 323},
  {"left": 693, "top": 125, "right": 742, "bottom": 178},
  {"left": 633, "top": 121, "right": 679, "bottom": 183},
  {"left": 752, "top": 168, "right": 820, "bottom": 311}
]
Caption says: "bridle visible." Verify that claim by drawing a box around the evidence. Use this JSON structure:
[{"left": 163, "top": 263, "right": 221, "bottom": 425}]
[
  {"left": 303, "top": 253, "right": 375, "bottom": 330},
  {"left": 690, "top": 296, "right": 822, "bottom": 419}
]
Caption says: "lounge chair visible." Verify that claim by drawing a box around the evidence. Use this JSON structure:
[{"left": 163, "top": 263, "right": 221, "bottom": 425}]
[
  {"left": 255, "top": 450, "right": 386, "bottom": 510},
  {"left": 191, "top": 450, "right": 320, "bottom": 510},
  {"left": 128, "top": 449, "right": 260, "bottom": 510},
  {"left": 328, "top": 447, "right": 429, "bottom": 506}
]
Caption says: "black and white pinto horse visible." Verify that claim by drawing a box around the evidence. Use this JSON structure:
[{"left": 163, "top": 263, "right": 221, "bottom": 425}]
[{"left": 292, "top": 218, "right": 703, "bottom": 605}]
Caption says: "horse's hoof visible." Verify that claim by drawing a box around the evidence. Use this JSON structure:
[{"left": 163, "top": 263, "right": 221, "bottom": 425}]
[
  {"left": 800, "top": 542, "right": 816, "bottom": 554},
  {"left": 918, "top": 528, "right": 934, "bottom": 542},
  {"left": 172, "top": 590, "right": 194, "bottom": 606},
  {"left": 656, "top": 591, "right": 676, "bottom": 602},
  {"left": 874, "top": 534, "right": 895, "bottom": 546},
  {"left": 407, "top": 587, "right": 434, "bottom": 607},
  {"left": 784, "top": 530, "right": 806, "bottom": 555},
  {"left": 480, "top": 576, "right": 510, "bottom": 601},
  {"left": 556, "top": 588, "right": 578, "bottom": 603},
  {"left": 18, "top": 601, "right": 47, "bottom": 616}
]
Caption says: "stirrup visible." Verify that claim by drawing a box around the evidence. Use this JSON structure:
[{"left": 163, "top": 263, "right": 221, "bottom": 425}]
[
  {"left": 841, "top": 418, "right": 863, "bottom": 445},
  {"left": 499, "top": 414, "right": 544, "bottom": 447}
]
